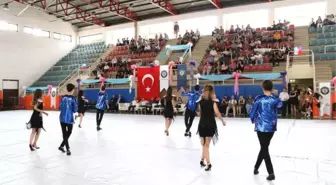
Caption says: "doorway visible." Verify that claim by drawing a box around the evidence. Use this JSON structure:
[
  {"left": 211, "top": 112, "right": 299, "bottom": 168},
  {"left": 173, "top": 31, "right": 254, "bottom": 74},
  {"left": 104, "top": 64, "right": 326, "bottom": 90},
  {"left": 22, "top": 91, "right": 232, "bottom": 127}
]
[{"left": 2, "top": 79, "right": 19, "bottom": 109}]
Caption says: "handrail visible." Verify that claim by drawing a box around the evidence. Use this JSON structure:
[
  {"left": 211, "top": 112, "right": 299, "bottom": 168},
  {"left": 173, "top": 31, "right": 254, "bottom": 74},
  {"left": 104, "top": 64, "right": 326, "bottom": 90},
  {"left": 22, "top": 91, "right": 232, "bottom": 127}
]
[
  {"left": 324, "top": 44, "right": 336, "bottom": 53},
  {"left": 57, "top": 67, "right": 79, "bottom": 93},
  {"left": 286, "top": 49, "right": 315, "bottom": 89},
  {"left": 254, "top": 48, "right": 286, "bottom": 54},
  {"left": 261, "top": 30, "right": 284, "bottom": 37},
  {"left": 50, "top": 66, "right": 62, "bottom": 71},
  {"left": 68, "top": 64, "right": 80, "bottom": 70}
]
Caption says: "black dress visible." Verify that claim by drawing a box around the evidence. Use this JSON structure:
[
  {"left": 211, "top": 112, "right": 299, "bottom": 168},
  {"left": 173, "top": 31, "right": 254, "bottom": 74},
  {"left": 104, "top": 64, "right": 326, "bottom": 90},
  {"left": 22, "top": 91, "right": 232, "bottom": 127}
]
[
  {"left": 30, "top": 99, "right": 43, "bottom": 129},
  {"left": 197, "top": 99, "right": 218, "bottom": 144},
  {"left": 78, "top": 96, "right": 86, "bottom": 114},
  {"left": 163, "top": 96, "right": 174, "bottom": 119}
]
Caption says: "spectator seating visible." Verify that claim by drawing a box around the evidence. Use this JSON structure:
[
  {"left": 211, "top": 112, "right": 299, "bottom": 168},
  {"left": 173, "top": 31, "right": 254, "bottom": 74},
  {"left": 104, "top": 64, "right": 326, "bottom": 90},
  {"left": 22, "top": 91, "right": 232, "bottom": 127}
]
[
  {"left": 32, "top": 41, "right": 107, "bottom": 87},
  {"left": 309, "top": 25, "right": 336, "bottom": 61},
  {"left": 200, "top": 24, "right": 294, "bottom": 75}
]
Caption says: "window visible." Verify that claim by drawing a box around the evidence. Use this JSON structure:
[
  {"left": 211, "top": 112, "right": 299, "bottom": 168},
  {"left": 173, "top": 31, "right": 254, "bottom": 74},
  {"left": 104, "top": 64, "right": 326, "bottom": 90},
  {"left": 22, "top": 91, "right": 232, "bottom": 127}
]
[
  {"left": 79, "top": 34, "right": 103, "bottom": 44},
  {"left": 275, "top": 2, "right": 327, "bottom": 26},
  {"left": 23, "top": 27, "right": 50, "bottom": 37},
  {"left": 61, "top": 34, "right": 71, "bottom": 42},
  {"left": 23, "top": 26, "right": 34, "bottom": 34},
  {"left": 40, "top": 30, "right": 50, "bottom": 38},
  {"left": 54, "top": 33, "right": 61, "bottom": 39},
  {"left": 0, "top": 22, "right": 18, "bottom": 32}
]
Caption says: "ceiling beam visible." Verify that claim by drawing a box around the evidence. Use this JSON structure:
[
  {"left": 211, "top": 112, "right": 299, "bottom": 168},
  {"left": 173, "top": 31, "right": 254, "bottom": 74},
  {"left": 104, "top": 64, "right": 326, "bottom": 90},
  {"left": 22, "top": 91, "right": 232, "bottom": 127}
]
[
  {"left": 78, "top": 0, "right": 136, "bottom": 21},
  {"left": 151, "top": 0, "right": 176, "bottom": 15},
  {"left": 14, "top": 0, "right": 105, "bottom": 26},
  {"left": 207, "top": 0, "right": 221, "bottom": 9}
]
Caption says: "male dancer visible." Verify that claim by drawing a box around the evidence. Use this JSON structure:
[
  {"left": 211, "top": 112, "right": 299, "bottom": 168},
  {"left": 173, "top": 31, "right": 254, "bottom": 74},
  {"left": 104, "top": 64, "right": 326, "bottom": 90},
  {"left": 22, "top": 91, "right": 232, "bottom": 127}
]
[
  {"left": 181, "top": 85, "right": 201, "bottom": 137},
  {"left": 250, "top": 80, "right": 282, "bottom": 181},
  {"left": 96, "top": 86, "right": 109, "bottom": 131},
  {"left": 59, "top": 83, "right": 77, "bottom": 156}
]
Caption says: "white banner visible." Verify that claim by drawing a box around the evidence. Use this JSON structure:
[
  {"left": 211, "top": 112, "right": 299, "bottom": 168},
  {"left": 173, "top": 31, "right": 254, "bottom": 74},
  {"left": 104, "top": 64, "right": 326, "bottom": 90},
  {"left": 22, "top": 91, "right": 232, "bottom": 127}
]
[
  {"left": 160, "top": 65, "right": 169, "bottom": 91},
  {"left": 50, "top": 87, "right": 57, "bottom": 108},
  {"left": 319, "top": 82, "right": 331, "bottom": 117}
]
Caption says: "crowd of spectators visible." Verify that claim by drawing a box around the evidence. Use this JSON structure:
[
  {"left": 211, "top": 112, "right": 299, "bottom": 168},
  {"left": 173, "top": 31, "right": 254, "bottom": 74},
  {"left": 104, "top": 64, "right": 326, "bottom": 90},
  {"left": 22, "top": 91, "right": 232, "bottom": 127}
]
[
  {"left": 177, "top": 29, "right": 201, "bottom": 47},
  {"left": 310, "top": 14, "right": 336, "bottom": 28},
  {"left": 200, "top": 20, "right": 294, "bottom": 75},
  {"left": 92, "top": 33, "right": 168, "bottom": 79}
]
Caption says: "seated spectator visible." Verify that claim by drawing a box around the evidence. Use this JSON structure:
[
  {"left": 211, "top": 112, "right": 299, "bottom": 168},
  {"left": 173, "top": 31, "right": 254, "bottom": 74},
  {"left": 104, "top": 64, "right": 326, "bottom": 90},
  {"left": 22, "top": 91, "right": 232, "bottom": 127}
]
[
  {"left": 196, "top": 29, "right": 200, "bottom": 38},
  {"left": 237, "top": 96, "right": 245, "bottom": 116},
  {"left": 128, "top": 98, "right": 137, "bottom": 113},
  {"left": 255, "top": 52, "right": 263, "bottom": 65},
  {"left": 316, "top": 16, "right": 323, "bottom": 27},
  {"left": 164, "top": 33, "right": 169, "bottom": 41},
  {"left": 220, "top": 96, "right": 228, "bottom": 114},
  {"left": 236, "top": 60, "right": 244, "bottom": 73},
  {"left": 245, "top": 95, "right": 253, "bottom": 114},
  {"left": 144, "top": 43, "right": 151, "bottom": 52},
  {"left": 221, "top": 62, "right": 230, "bottom": 74},
  {"left": 310, "top": 18, "right": 317, "bottom": 28},
  {"left": 226, "top": 95, "right": 237, "bottom": 117}
]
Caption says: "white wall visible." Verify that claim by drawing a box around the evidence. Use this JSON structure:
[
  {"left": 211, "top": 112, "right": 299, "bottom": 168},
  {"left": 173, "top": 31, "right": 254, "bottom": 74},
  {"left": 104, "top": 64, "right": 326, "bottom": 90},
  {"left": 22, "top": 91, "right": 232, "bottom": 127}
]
[
  {"left": 77, "top": 0, "right": 327, "bottom": 43},
  {"left": 0, "top": 2, "right": 77, "bottom": 89}
]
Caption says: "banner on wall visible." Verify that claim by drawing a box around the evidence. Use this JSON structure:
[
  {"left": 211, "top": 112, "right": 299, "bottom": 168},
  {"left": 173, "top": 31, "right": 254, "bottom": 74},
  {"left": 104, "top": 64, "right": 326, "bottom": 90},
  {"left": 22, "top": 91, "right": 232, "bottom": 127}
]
[
  {"left": 319, "top": 82, "right": 331, "bottom": 117},
  {"left": 50, "top": 87, "right": 57, "bottom": 108},
  {"left": 177, "top": 64, "right": 187, "bottom": 90},
  {"left": 160, "top": 65, "right": 169, "bottom": 91},
  {"left": 137, "top": 67, "right": 160, "bottom": 100}
]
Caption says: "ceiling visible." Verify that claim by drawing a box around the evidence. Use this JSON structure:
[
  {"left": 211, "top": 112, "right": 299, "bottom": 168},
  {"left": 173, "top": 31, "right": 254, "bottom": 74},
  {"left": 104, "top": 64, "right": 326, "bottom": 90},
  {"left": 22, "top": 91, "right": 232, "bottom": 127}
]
[{"left": 12, "top": 0, "right": 276, "bottom": 28}]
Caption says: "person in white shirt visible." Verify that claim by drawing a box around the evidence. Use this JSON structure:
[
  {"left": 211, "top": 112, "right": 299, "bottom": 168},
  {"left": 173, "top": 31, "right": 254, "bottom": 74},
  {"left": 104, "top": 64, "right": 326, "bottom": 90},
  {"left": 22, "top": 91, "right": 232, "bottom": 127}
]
[
  {"left": 279, "top": 87, "right": 289, "bottom": 117},
  {"left": 255, "top": 53, "right": 263, "bottom": 65},
  {"left": 226, "top": 95, "right": 237, "bottom": 117}
]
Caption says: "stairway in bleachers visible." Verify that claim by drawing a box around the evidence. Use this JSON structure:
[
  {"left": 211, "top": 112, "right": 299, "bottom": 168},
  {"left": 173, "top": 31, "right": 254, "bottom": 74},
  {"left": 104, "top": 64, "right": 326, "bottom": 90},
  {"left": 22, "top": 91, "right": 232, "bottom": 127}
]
[
  {"left": 156, "top": 38, "right": 178, "bottom": 64},
  {"left": 308, "top": 25, "right": 335, "bottom": 89},
  {"left": 293, "top": 26, "right": 310, "bottom": 63},
  {"left": 32, "top": 42, "right": 107, "bottom": 87}
]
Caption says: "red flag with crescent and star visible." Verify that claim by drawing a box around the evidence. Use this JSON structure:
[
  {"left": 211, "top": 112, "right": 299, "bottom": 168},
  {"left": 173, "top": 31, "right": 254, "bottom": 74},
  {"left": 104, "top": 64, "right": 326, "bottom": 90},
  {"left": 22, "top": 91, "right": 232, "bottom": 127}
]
[{"left": 137, "top": 66, "right": 160, "bottom": 100}]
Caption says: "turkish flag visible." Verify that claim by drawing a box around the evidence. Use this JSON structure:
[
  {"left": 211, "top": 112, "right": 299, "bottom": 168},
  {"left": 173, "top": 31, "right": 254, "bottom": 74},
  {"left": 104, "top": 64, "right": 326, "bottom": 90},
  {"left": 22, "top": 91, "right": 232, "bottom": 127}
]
[{"left": 137, "top": 66, "right": 160, "bottom": 100}]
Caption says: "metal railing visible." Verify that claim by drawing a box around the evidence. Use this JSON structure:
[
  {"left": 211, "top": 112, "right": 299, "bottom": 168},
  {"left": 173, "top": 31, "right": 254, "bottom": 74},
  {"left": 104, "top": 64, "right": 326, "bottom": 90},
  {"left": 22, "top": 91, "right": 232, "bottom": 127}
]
[
  {"left": 324, "top": 44, "right": 336, "bottom": 53},
  {"left": 286, "top": 49, "right": 315, "bottom": 90},
  {"left": 50, "top": 66, "right": 63, "bottom": 71},
  {"left": 68, "top": 64, "right": 80, "bottom": 70},
  {"left": 57, "top": 67, "right": 79, "bottom": 91}
]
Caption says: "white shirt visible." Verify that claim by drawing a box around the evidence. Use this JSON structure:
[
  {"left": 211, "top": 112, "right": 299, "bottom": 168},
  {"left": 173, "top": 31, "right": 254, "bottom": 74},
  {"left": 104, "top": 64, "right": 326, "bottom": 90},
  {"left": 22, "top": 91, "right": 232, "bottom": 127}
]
[
  {"left": 279, "top": 92, "right": 289, "bottom": 101},
  {"left": 229, "top": 99, "right": 237, "bottom": 106}
]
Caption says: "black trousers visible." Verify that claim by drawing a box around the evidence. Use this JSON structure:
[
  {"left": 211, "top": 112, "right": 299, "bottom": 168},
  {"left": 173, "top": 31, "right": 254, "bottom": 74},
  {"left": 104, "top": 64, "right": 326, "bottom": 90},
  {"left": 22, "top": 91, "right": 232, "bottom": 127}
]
[
  {"left": 60, "top": 123, "right": 73, "bottom": 150},
  {"left": 184, "top": 109, "right": 196, "bottom": 132},
  {"left": 96, "top": 109, "right": 105, "bottom": 127},
  {"left": 255, "top": 132, "right": 274, "bottom": 175},
  {"left": 281, "top": 101, "right": 288, "bottom": 117}
]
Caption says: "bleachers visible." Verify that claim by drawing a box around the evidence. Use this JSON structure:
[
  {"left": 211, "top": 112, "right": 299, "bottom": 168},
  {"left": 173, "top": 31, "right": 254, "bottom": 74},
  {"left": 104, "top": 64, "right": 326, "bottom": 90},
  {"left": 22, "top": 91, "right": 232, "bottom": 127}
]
[
  {"left": 200, "top": 25, "right": 295, "bottom": 75},
  {"left": 32, "top": 42, "right": 107, "bottom": 87},
  {"left": 309, "top": 25, "right": 336, "bottom": 61}
]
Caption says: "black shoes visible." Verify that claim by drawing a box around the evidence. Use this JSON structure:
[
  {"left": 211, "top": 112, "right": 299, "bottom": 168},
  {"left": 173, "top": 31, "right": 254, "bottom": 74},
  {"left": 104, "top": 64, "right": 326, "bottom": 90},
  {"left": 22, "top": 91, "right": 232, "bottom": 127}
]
[
  {"left": 165, "top": 130, "right": 169, "bottom": 136},
  {"left": 254, "top": 168, "right": 275, "bottom": 181},
  {"left": 200, "top": 160, "right": 206, "bottom": 167},
  {"left": 184, "top": 131, "right": 192, "bottom": 137},
  {"left": 78, "top": 124, "right": 82, "bottom": 128},
  {"left": 29, "top": 144, "right": 35, "bottom": 151},
  {"left": 205, "top": 164, "right": 212, "bottom": 171},
  {"left": 97, "top": 127, "right": 102, "bottom": 131},
  {"left": 66, "top": 150, "right": 71, "bottom": 156},
  {"left": 58, "top": 147, "right": 65, "bottom": 153},
  {"left": 266, "top": 174, "right": 275, "bottom": 181}
]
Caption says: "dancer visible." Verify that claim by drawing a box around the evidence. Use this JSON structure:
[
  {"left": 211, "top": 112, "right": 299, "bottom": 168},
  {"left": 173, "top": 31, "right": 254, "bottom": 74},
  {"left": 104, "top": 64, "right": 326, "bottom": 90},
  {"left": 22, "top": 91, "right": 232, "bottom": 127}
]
[
  {"left": 197, "top": 85, "right": 226, "bottom": 171},
  {"left": 29, "top": 89, "right": 48, "bottom": 151},
  {"left": 59, "top": 83, "right": 77, "bottom": 156},
  {"left": 96, "top": 86, "right": 109, "bottom": 131},
  {"left": 77, "top": 90, "right": 89, "bottom": 128},
  {"left": 181, "top": 85, "right": 201, "bottom": 137},
  {"left": 163, "top": 86, "right": 176, "bottom": 136},
  {"left": 250, "top": 80, "right": 282, "bottom": 181}
]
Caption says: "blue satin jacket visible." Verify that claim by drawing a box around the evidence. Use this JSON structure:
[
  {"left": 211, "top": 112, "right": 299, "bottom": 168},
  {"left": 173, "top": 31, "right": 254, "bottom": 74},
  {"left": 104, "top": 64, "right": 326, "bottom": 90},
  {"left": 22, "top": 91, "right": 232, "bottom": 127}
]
[
  {"left": 250, "top": 95, "right": 282, "bottom": 132},
  {"left": 59, "top": 95, "right": 78, "bottom": 124},
  {"left": 181, "top": 91, "right": 201, "bottom": 112},
  {"left": 96, "top": 92, "right": 108, "bottom": 110}
]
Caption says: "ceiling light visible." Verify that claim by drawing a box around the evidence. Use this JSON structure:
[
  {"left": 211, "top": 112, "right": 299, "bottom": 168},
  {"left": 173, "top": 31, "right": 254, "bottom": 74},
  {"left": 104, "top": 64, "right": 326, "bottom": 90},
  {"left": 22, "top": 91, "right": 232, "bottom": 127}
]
[{"left": 3, "top": 3, "right": 9, "bottom": 10}]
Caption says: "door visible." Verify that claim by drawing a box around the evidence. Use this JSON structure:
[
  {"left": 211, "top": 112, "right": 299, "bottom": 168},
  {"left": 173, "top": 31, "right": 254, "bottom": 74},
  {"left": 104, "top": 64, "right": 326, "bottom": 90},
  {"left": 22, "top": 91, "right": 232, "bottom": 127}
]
[{"left": 2, "top": 79, "right": 19, "bottom": 109}]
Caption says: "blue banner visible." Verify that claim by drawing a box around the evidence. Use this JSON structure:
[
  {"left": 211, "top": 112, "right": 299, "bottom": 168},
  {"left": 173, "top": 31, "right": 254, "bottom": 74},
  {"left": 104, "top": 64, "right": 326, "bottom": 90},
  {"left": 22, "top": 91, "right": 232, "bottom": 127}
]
[{"left": 177, "top": 64, "right": 187, "bottom": 90}]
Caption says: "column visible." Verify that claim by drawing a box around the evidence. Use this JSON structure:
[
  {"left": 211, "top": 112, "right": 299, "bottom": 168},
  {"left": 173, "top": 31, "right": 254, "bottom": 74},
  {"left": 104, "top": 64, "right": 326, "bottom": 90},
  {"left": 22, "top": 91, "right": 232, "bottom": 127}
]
[
  {"left": 134, "top": 21, "right": 139, "bottom": 39},
  {"left": 217, "top": 14, "right": 223, "bottom": 27},
  {"left": 327, "top": 0, "right": 336, "bottom": 15}
]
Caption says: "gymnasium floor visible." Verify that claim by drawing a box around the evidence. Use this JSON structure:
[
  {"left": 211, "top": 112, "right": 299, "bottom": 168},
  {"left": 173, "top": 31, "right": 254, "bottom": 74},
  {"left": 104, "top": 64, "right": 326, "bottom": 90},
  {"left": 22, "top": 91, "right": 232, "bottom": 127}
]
[{"left": 0, "top": 110, "right": 335, "bottom": 185}]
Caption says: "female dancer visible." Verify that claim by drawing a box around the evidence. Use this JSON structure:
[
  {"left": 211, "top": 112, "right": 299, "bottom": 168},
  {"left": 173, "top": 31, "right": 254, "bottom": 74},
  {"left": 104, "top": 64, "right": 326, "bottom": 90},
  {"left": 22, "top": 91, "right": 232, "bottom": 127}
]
[
  {"left": 29, "top": 89, "right": 48, "bottom": 151},
  {"left": 163, "top": 86, "right": 176, "bottom": 136},
  {"left": 197, "top": 85, "right": 226, "bottom": 171},
  {"left": 77, "top": 90, "right": 89, "bottom": 128}
]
